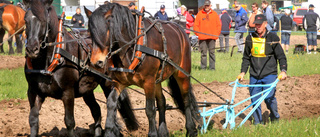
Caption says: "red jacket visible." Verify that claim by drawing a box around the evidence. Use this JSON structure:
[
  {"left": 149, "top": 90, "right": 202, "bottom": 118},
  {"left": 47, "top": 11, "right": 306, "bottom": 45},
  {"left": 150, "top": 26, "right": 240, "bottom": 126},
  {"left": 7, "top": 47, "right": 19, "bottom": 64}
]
[
  {"left": 182, "top": 11, "right": 194, "bottom": 34},
  {"left": 194, "top": 9, "right": 221, "bottom": 40}
]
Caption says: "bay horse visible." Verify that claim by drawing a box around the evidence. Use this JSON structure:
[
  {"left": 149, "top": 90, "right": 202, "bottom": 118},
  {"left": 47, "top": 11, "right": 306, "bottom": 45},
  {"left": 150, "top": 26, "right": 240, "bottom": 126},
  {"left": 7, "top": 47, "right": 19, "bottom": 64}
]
[
  {"left": 0, "top": 1, "right": 25, "bottom": 54},
  {"left": 23, "top": 0, "right": 138, "bottom": 136},
  {"left": 85, "top": 3, "right": 200, "bottom": 137}
]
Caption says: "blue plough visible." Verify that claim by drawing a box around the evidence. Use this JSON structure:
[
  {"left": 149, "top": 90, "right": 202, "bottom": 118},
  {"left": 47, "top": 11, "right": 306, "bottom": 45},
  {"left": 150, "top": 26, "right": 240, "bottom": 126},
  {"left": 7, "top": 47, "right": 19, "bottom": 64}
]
[{"left": 200, "top": 76, "right": 281, "bottom": 133}]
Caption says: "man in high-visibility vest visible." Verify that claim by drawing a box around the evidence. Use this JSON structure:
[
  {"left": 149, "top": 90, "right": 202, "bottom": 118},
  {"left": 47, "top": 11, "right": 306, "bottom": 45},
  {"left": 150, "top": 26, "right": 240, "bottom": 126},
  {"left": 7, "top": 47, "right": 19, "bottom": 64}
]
[{"left": 237, "top": 14, "right": 287, "bottom": 125}]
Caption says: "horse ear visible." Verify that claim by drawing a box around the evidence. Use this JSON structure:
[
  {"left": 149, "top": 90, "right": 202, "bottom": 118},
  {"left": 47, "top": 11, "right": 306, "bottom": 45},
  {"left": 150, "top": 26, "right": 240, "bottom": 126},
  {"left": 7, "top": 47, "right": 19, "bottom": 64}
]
[
  {"left": 42, "top": 0, "right": 53, "bottom": 7},
  {"left": 104, "top": 7, "right": 114, "bottom": 19},
  {"left": 84, "top": 6, "right": 92, "bottom": 18}
]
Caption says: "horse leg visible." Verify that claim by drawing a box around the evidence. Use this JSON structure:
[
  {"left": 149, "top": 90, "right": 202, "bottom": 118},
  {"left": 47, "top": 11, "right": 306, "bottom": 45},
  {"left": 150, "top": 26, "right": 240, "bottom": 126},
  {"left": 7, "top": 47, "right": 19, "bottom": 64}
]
[
  {"left": 144, "top": 82, "right": 158, "bottom": 137},
  {"left": 83, "top": 92, "right": 102, "bottom": 137},
  {"left": 15, "top": 34, "right": 23, "bottom": 54},
  {"left": 171, "top": 75, "right": 199, "bottom": 137},
  {"left": 0, "top": 29, "right": 5, "bottom": 53},
  {"left": 62, "top": 90, "right": 75, "bottom": 137},
  {"left": 155, "top": 83, "right": 169, "bottom": 137},
  {"left": 7, "top": 34, "right": 14, "bottom": 54},
  {"left": 101, "top": 83, "right": 139, "bottom": 132},
  {"left": 28, "top": 88, "right": 45, "bottom": 137},
  {"left": 104, "top": 87, "right": 122, "bottom": 137}
]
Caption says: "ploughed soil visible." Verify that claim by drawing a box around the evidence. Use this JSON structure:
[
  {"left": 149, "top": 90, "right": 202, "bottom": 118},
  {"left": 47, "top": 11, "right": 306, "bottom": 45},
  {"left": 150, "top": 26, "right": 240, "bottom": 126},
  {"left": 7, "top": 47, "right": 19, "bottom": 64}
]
[
  {"left": 0, "top": 35, "right": 319, "bottom": 136},
  {"left": 0, "top": 75, "right": 319, "bottom": 137}
]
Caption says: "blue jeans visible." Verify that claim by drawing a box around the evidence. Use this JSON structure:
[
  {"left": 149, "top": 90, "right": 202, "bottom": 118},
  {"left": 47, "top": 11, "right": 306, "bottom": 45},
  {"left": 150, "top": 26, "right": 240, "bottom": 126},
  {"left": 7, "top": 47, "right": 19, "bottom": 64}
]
[
  {"left": 249, "top": 75, "right": 279, "bottom": 124},
  {"left": 281, "top": 32, "right": 291, "bottom": 45},
  {"left": 306, "top": 32, "right": 317, "bottom": 46}
]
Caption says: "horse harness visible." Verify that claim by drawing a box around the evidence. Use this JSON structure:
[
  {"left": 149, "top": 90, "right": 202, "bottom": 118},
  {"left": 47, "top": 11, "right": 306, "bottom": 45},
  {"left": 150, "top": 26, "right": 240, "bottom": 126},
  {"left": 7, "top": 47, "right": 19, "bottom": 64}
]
[
  {"left": 107, "top": 10, "right": 190, "bottom": 83},
  {"left": 25, "top": 12, "right": 112, "bottom": 81}
]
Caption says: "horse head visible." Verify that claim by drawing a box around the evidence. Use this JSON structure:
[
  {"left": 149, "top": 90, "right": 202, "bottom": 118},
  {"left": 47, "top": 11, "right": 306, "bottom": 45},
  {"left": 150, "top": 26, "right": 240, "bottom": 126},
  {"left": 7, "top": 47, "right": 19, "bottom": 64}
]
[
  {"left": 24, "top": 0, "right": 57, "bottom": 59},
  {"left": 85, "top": 3, "right": 135, "bottom": 68}
]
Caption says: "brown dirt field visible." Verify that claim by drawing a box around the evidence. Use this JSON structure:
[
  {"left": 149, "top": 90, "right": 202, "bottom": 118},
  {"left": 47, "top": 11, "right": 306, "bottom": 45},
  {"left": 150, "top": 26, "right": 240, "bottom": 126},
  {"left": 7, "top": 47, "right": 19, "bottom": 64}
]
[
  {"left": 0, "top": 74, "right": 319, "bottom": 137},
  {"left": 0, "top": 35, "right": 319, "bottom": 136},
  {"left": 0, "top": 55, "right": 25, "bottom": 70}
]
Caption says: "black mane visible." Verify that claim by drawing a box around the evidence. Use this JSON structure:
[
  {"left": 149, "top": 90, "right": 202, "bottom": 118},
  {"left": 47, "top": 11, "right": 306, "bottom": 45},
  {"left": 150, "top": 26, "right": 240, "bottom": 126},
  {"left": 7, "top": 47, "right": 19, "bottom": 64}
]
[
  {"left": 30, "top": 0, "right": 47, "bottom": 22},
  {"left": 89, "top": 3, "right": 136, "bottom": 48},
  {"left": 30, "top": 0, "right": 59, "bottom": 40}
]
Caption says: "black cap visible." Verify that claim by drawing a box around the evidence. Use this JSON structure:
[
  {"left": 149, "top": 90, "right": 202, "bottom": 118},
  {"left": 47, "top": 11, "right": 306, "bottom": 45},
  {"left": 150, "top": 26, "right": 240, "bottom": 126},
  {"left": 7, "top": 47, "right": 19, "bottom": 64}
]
[
  {"left": 309, "top": 4, "right": 315, "bottom": 8},
  {"left": 160, "top": 4, "right": 165, "bottom": 9},
  {"left": 253, "top": 14, "right": 267, "bottom": 24},
  {"left": 204, "top": 0, "right": 211, "bottom": 6},
  {"left": 129, "top": 2, "right": 135, "bottom": 7}
]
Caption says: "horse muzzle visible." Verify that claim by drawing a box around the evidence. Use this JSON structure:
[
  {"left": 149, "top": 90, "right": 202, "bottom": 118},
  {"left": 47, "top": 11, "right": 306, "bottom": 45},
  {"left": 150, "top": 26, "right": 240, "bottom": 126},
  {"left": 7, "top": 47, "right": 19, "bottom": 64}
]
[{"left": 25, "top": 45, "right": 40, "bottom": 59}]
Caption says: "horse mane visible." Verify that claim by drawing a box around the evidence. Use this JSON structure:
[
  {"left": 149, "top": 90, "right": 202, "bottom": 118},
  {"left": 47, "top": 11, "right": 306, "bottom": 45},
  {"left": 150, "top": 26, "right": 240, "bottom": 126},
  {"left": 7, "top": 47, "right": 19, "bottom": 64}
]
[
  {"left": 30, "top": 0, "right": 59, "bottom": 40},
  {"left": 89, "top": 3, "right": 135, "bottom": 48},
  {"left": 30, "top": 0, "right": 47, "bottom": 22}
]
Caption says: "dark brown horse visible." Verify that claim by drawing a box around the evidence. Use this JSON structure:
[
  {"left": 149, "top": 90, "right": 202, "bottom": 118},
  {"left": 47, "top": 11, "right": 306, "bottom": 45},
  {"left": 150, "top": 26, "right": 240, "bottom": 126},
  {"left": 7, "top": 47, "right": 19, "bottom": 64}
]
[
  {"left": 23, "top": 0, "right": 138, "bottom": 137},
  {"left": 0, "top": 1, "right": 25, "bottom": 54},
  {"left": 86, "top": 3, "right": 200, "bottom": 137}
]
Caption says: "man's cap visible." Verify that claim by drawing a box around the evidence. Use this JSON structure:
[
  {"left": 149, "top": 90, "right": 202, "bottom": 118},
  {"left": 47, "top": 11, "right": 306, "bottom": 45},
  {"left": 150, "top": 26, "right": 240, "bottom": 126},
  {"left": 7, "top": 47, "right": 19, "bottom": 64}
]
[
  {"left": 128, "top": 2, "right": 135, "bottom": 7},
  {"left": 160, "top": 4, "right": 165, "bottom": 9},
  {"left": 309, "top": 4, "right": 315, "bottom": 8},
  {"left": 221, "top": 8, "right": 227, "bottom": 11},
  {"left": 253, "top": 14, "right": 267, "bottom": 24},
  {"left": 204, "top": 0, "right": 211, "bottom": 6}
]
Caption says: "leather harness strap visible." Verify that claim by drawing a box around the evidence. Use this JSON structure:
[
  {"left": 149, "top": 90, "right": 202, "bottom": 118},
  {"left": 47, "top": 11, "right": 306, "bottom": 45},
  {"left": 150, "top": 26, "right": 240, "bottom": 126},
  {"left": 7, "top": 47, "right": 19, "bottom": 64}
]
[
  {"left": 47, "top": 12, "right": 65, "bottom": 73},
  {"left": 128, "top": 7, "right": 145, "bottom": 71}
]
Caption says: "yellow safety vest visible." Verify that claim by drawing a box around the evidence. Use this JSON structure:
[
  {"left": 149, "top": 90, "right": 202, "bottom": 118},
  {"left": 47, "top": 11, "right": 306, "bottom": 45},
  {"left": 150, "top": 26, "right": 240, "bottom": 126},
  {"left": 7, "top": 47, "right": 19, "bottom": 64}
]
[{"left": 251, "top": 37, "right": 266, "bottom": 57}]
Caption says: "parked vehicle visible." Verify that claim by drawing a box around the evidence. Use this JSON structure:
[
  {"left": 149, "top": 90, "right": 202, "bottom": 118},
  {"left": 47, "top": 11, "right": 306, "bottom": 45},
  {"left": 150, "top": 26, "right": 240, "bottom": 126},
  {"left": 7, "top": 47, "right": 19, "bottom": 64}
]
[{"left": 292, "top": 8, "right": 308, "bottom": 31}]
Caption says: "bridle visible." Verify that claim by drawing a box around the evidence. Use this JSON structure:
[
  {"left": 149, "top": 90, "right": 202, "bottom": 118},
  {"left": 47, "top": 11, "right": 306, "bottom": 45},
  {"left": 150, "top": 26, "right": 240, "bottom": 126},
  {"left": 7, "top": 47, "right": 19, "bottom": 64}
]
[{"left": 26, "top": 8, "right": 50, "bottom": 49}]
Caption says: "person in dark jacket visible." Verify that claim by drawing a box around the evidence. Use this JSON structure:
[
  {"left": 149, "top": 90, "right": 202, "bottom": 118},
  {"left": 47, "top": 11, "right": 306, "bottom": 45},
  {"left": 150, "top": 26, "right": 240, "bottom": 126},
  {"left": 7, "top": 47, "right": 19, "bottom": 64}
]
[
  {"left": 262, "top": 1, "right": 275, "bottom": 32},
  {"left": 303, "top": 4, "right": 320, "bottom": 54},
  {"left": 71, "top": 8, "right": 84, "bottom": 28},
  {"left": 154, "top": 5, "right": 168, "bottom": 21},
  {"left": 234, "top": 2, "right": 248, "bottom": 53},
  {"left": 280, "top": 9, "right": 293, "bottom": 54},
  {"left": 237, "top": 14, "right": 287, "bottom": 125},
  {"left": 219, "top": 8, "right": 232, "bottom": 53}
]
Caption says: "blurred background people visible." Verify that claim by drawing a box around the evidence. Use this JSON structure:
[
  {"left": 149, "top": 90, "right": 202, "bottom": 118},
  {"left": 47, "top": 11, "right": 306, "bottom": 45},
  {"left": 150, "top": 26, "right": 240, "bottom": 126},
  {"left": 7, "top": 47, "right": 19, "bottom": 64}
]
[
  {"left": 303, "top": 4, "right": 320, "bottom": 54},
  {"left": 194, "top": 0, "right": 221, "bottom": 70},
  {"left": 154, "top": 4, "right": 168, "bottom": 21},
  {"left": 247, "top": 2, "right": 262, "bottom": 33},
  {"left": 234, "top": 2, "right": 248, "bottom": 53},
  {"left": 218, "top": 8, "right": 232, "bottom": 53},
  {"left": 71, "top": 7, "right": 84, "bottom": 28},
  {"left": 280, "top": 9, "right": 293, "bottom": 54},
  {"left": 180, "top": 5, "right": 194, "bottom": 36}
]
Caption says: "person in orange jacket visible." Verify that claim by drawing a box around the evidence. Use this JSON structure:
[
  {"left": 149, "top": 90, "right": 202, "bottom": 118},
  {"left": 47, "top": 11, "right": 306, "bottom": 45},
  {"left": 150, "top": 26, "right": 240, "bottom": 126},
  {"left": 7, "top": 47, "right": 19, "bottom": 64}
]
[{"left": 194, "top": 0, "right": 221, "bottom": 70}]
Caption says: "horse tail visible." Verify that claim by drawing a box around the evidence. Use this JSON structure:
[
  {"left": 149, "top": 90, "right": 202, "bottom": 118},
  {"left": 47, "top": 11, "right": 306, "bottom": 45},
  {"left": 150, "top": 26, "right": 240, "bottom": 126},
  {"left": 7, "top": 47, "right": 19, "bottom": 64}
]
[
  {"left": 117, "top": 89, "right": 139, "bottom": 131},
  {"left": 167, "top": 76, "right": 201, "bottom": 123}
]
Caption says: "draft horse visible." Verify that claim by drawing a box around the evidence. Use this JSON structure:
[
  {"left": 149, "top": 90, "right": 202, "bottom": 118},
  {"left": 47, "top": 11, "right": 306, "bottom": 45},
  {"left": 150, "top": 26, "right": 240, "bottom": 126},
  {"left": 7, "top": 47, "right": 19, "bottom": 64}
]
[
  {"left": 23, "top": 0, "right": 138, "bottom": 136},
  {"left": 0, "top": 1, "right": 25, "bottom": 54},
  {"left": 86, "top": 3, "right": 200, "bottom": 137}
]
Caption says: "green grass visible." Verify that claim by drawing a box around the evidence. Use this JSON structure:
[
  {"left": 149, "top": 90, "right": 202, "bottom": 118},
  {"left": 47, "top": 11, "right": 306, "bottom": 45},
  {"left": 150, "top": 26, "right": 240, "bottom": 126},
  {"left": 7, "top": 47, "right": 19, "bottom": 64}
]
[
  {"left": 171, "top": 116, "right": 320, "bottom": 137},
  {"left": 0, "top": 68, "right": 27, "bottom": 100},
  {"left": 1, "top": 49, "right": 320, "bottom": 101}
]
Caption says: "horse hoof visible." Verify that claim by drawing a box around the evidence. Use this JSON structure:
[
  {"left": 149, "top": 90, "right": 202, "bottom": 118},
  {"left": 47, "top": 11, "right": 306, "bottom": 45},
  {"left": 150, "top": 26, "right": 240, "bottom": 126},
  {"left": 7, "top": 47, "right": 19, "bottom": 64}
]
[
  {"left": 104, "top": 129, "right": 122, "bottom": 137},
  {"left": 158, "top": 122, "right": 169, "bottom": 137},
  {"left": 94, "top": 126, "right": 103, "bottom": 137}
]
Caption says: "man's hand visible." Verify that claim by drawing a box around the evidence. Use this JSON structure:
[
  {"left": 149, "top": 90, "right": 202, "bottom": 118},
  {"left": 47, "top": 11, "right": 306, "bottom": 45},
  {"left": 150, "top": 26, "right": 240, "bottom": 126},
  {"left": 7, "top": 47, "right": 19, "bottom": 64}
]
[
  {"left": 79, "top": 20, "right": 82, "bottom": 24},
  {"left": 237, "top": 72, "right": 245, "bottom": 81},
  {"left": 73, "top": 18, "right": 76, "bottom": 21},
  {"left": 279, "top": 71, "right": 287, "bottom": 80}
]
